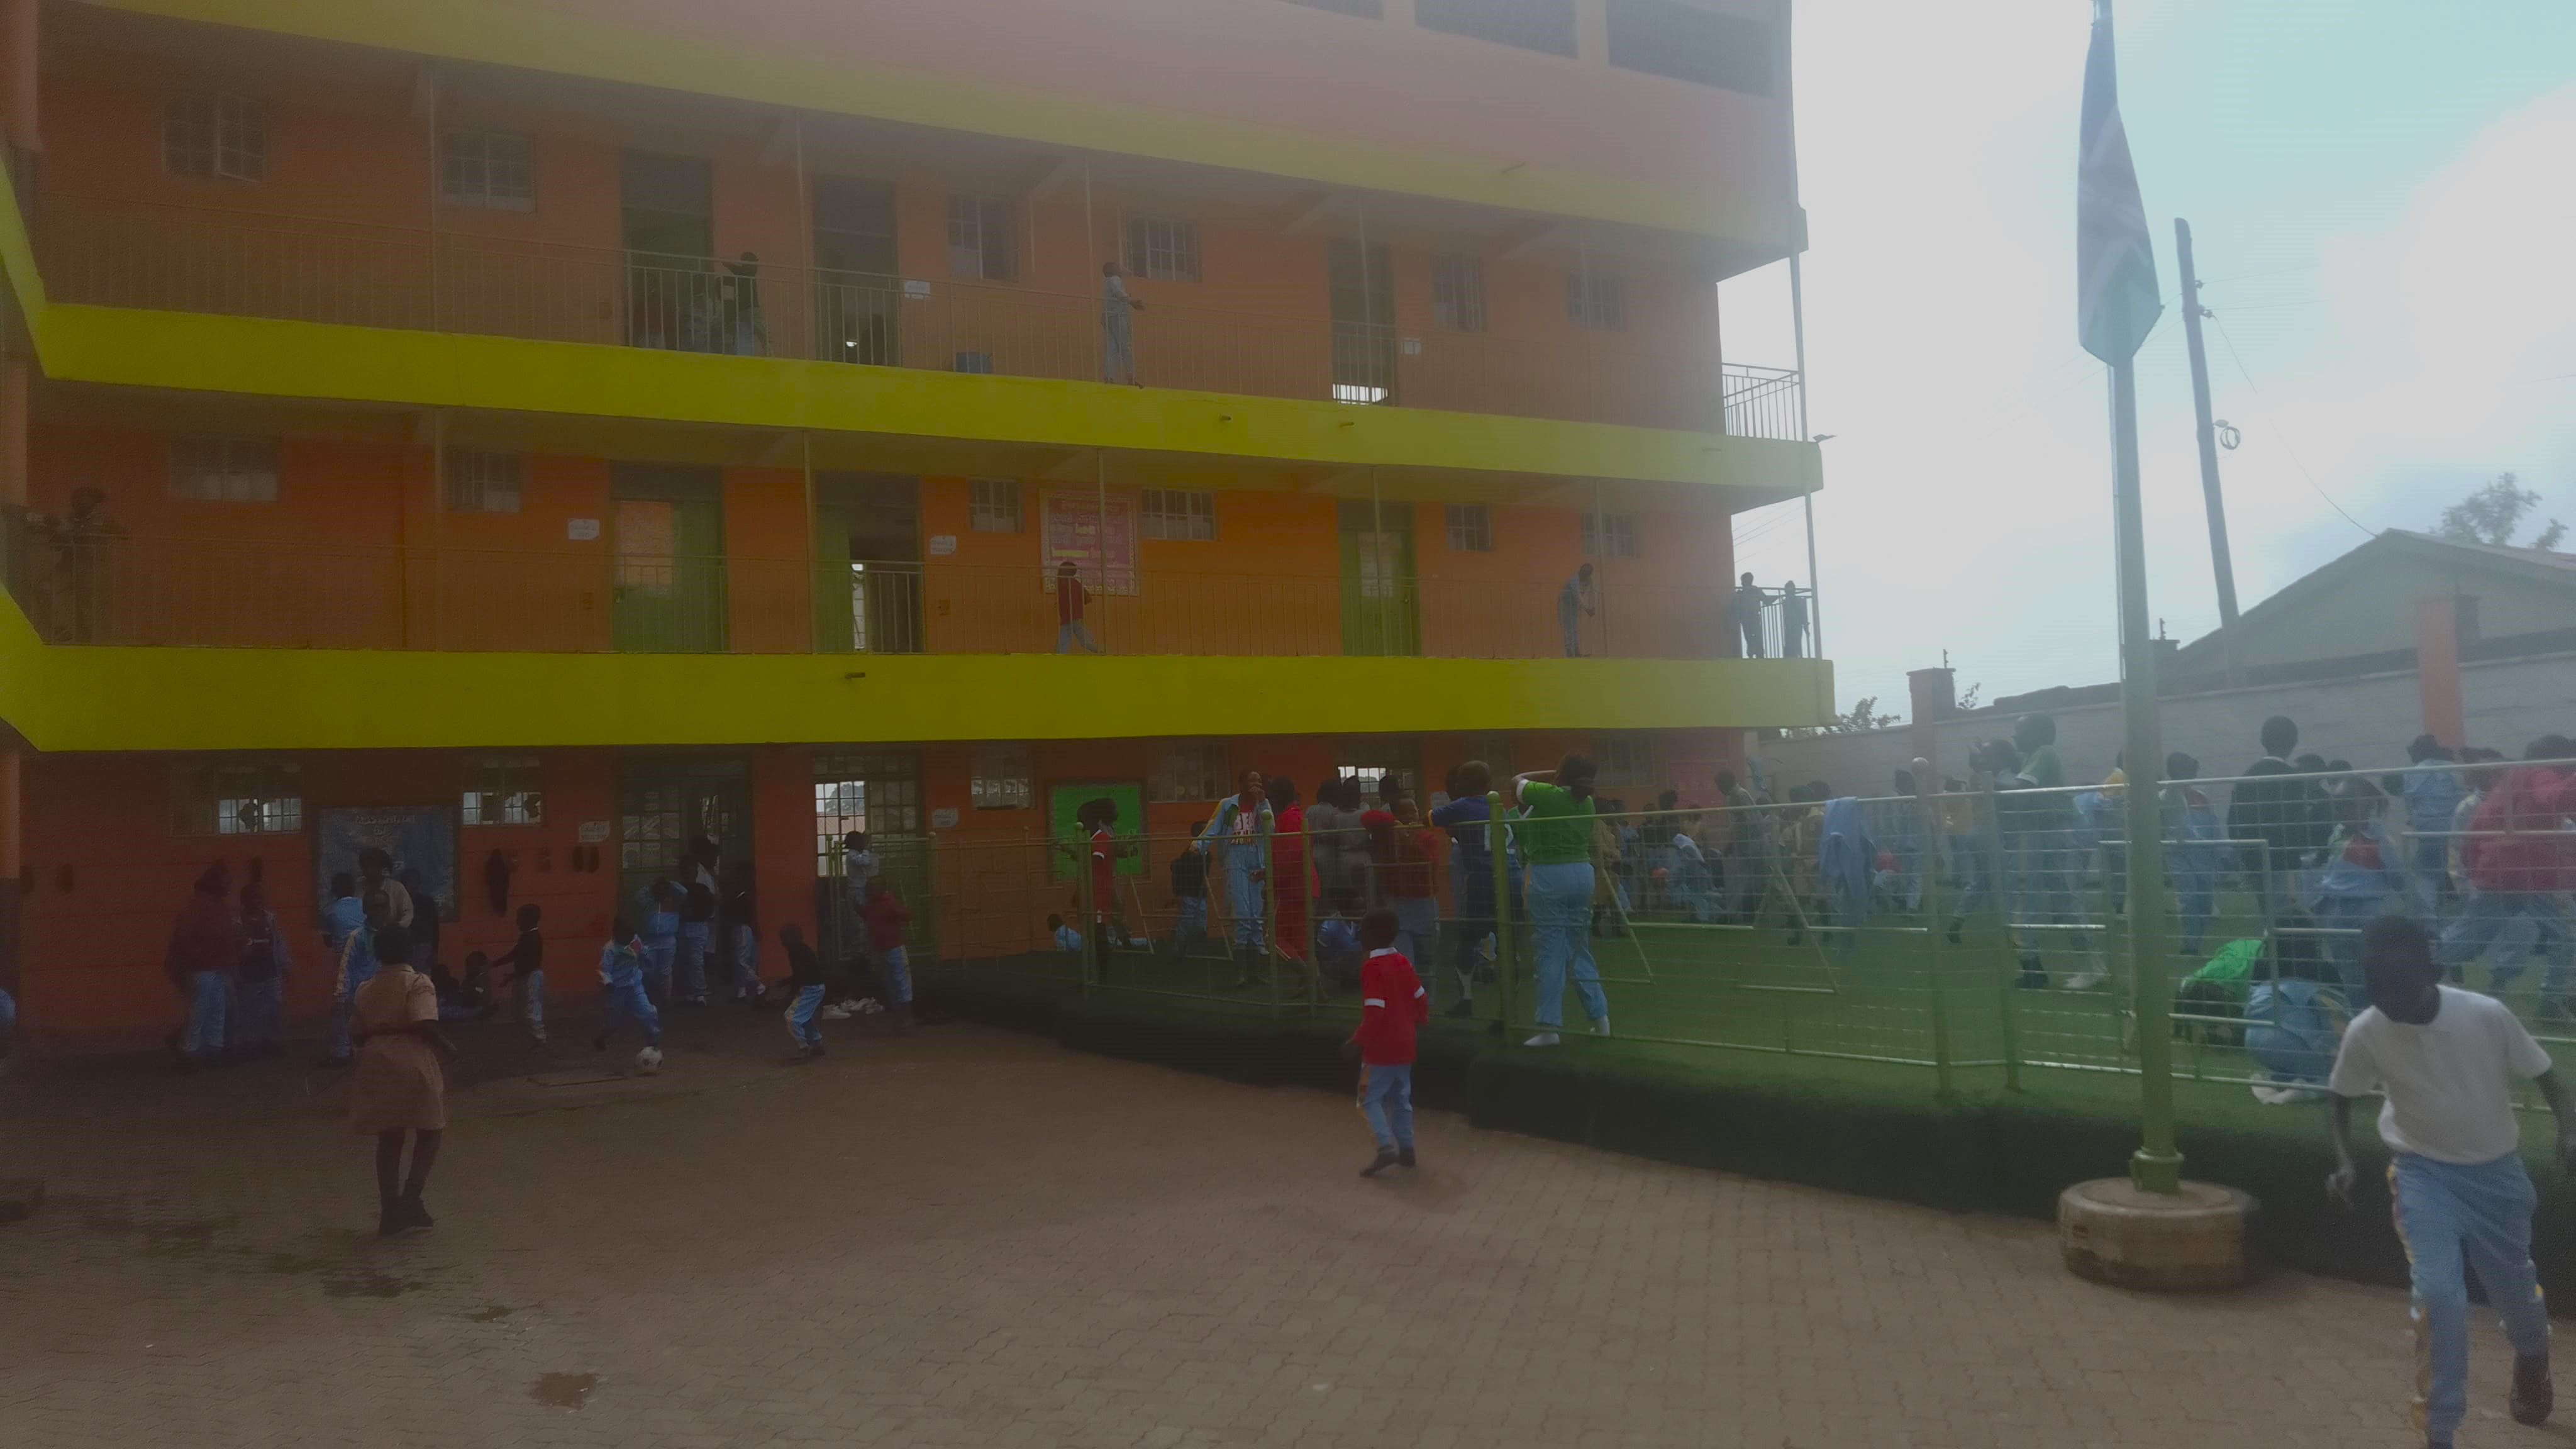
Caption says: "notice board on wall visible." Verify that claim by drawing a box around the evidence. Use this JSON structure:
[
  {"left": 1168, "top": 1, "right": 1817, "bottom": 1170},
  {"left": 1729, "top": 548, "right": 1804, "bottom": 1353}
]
[
  {"left": 314, "top": 808, "right": 458, "bottom": 920},
  {"left": 1040, "top": 491, "right": 1136, "bottom": 594}
]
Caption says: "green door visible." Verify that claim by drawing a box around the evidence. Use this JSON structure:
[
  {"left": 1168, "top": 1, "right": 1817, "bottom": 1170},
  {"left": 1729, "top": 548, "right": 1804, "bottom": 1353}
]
[
  {"left": 1338, "top": 500, "right": 1418, "bottom": 656},
  {"left": 613, "top": 465, "right": 727, "bottom": 652},
  {"left": 621, "top": 150, "right": 715, "bottom": 352},
  {"left": 614, "top": 752, "right": 751, "bottom": 929},
  {"left": 813, "top": 474, "right": 922, "bottom": 654}
]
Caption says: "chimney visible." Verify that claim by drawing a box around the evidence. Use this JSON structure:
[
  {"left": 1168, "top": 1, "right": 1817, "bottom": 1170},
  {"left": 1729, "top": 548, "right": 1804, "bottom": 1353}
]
[{"left": 1907, "top": 667, "right": 1955, "bottom": 779}]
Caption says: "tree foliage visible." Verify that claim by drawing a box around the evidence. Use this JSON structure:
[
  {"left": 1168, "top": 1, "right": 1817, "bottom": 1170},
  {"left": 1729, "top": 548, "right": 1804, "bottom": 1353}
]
[{"left": 2438, "top": 473, "right": 2565, "bottom": 550}]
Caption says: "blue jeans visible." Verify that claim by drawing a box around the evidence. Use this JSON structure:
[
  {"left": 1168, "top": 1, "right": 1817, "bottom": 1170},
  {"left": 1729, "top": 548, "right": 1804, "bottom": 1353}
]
[
  {"left": 730, "top": 924, "right": 762, "bottom": 998},
  {"left": 879, "top": 946, "right": 911, "bottom": 1005},
  {"left": 1172, "top": 896, "right": 1209, "bottom": 952},
  {"left": 1224, "top": 858, "right": 1266, "bottom": 951},
  {"left": 516, "top": 970, "right": 547, "bottom": 1043},
  {"left": 2442, "top": 891, "right": 2572, "bottom": 997},
  {"left": 641, "top": 938, "right": 676, "bottom": 1006},
  {"left": 2409, "top": 835, "right": 2450, "bottom": 921},
  {"left": 182, "top": 970, "right": 228, "bottom": 1060},
  {"left": 598, "top": 979, "right": 661, "bottom": 1046},
  {"left": 1558, "top": 597, "right": 1583, "bottom": 657},
  {"left": 2315, "top": 894, "right": 2385, "bottom": 1008},
  {"left": 1389, "top": 896, "right": 1438, "bottom": 965},
  {"left": 232, "top": 976, "right": 282, "bottom": 1052},
  {"left": 1055, "top": 621, "right": 1102, "bottom": 653},
  {"left": 1360, "top": 1062, "right": 1414, "bottom": 1151},
  {"left": 787, "top": 982, "right": 825, "bottom": 1049},
  {"left": 2392, "top": 1152, "right": 2551, "bottom": 1442},
  {"left": 1528, "top": 860, "right": 1607, "bottom": 1029},
  {"left": 676, "top": 922, "right": 711, "bottom": 1003},
  {"left": 2173, "top": 854, "right": 2216, "bottom": 955}
]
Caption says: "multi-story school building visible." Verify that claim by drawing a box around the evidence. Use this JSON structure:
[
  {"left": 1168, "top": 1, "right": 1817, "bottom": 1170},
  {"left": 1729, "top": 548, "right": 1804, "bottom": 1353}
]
[{"left": 0, "top": 0, "right": 1830, "bottom": 1036}]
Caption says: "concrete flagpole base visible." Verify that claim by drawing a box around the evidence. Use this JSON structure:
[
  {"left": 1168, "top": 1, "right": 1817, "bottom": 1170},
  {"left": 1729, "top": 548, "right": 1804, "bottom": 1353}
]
[{"left": 2058, "top": 1179, "right": 2253, "bottom": 1291}]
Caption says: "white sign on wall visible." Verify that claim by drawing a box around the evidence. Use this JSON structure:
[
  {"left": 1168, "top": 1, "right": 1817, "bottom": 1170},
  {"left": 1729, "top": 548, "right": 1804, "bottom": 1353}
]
[{"left": 566, "top": 518, "right": 601, "bottom": 541}]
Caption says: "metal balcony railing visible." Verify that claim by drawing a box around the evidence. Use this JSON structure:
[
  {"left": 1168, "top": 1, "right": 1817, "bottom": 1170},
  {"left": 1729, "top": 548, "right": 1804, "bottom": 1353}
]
[
  {"left": 35, "top": 196, "right": 1810, "bottom": 440},
  {"left": 1, "top": 533, "right": 1777, "bottom": 662}
]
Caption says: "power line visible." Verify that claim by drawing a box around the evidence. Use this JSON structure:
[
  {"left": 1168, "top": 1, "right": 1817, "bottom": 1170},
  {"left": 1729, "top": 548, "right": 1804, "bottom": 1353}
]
[{"left": 2207, "top": 312, "right": 2377, "bottom": 538}]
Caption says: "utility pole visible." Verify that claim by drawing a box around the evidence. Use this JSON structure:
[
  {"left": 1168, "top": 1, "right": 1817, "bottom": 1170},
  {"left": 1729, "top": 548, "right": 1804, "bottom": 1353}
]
[{"left": 2174, "top": 219, "right": 2245, "bottom": 688}]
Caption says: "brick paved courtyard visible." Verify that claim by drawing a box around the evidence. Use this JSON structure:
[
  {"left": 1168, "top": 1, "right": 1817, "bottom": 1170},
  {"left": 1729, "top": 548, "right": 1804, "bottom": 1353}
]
[{"left": 0, "top": 1018, "right": 2557, "bottom": 1448}]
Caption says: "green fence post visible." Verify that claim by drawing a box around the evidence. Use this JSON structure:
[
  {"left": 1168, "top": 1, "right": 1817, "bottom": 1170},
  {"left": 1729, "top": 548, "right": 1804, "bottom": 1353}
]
[
  {"left": 1301, "top": 814, "right": 1320, "bottom": 1013},
  {"left": 1984, "top": 779, "right": 2022, "bottom": 1092},
  {"left": 1488, "top": 791, "right": 1514, "bottom": 1038},
  {"left": 1913, "top": 759, "right": 1955, "bottom": 1097},
  {"left": 1263, "top": 814, "right": 1283, "bottom": 1015}
]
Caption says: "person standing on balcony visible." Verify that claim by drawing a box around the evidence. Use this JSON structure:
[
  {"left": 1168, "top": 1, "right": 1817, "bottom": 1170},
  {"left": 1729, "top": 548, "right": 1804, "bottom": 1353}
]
[
  {"left": 1779, "top": 582, "right": 1810, "bottom": 659},
  {"left": 1055, "top": 561, "right": 1104, "bottom": 653},
  {"left": 1730, "top": 573, "right": 1768, "bottom": 658},
  {"left": 1557, "top": 564, "right": 1597, "bottom": 657},
  {"left": 1100, "top": 260, "right": 1145, "bottom": 386}
]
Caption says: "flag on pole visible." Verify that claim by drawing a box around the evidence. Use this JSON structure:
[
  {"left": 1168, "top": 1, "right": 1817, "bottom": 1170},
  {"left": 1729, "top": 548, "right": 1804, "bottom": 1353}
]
[{"left": 2077, "top": 1, "right": 2161, "bottom": 363}]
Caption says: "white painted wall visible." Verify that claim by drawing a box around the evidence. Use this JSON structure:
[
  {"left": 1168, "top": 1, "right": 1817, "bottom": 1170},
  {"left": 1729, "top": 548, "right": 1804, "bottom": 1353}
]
[{"left": 1750, "top": 648, "right": 2576, "bottom": 799}]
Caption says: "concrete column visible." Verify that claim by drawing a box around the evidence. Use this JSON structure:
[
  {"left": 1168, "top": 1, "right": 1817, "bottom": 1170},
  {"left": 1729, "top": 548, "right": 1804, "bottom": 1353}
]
[
  {"left": 1907, "top": 666, "right": 1954, "bottom": 780},
  {"left": 2414, "top": 596, "right": 2466, "bottom": 750}
]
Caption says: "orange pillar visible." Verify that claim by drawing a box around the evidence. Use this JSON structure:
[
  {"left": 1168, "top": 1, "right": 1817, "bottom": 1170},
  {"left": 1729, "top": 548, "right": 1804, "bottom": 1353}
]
[
  {"left": 0, "top": 355, "right": 21, "bottom": 1012},
  {"left": 2, "top": 0, "right": 36, "bottom": 170},
  {"left": 1906, "top": 667, "right": 1954, "bottom": 780},
  {"left": 2414, "top": 596, "right": 2466, "bottom": 751}
]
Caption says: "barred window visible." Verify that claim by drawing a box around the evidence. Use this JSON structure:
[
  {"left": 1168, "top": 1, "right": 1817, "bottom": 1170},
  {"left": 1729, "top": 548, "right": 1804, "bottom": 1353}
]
[
  {"left": 1606, "top": 0, "right": 1775, "bottom": 95},
  {"left": 1568, "top": 271, "right": 1627, "bottom": 330},
  {"left": 971, "top": 745, "right": 1033, "bottom": 811},
  {"left": 1581, "top": 511, "right": 1641, "bottom": 558},
  {"left": 164, "top": 94, "right": 265, "bottom": 180},
  {"left": 445, "top": 448, "right": 523, "bottom": 514},
  {"left": 1139, "top": 489, "right": 1217, "bottom": 542},
  {"left": 171, "top": 436, "right": 279, "bottom": 503},
  {"left": 1415, "top": 0, "right": 1575, "bottom": 56},
  {"left": 462, "top": 754, "right": 545, "bottom": 826},
  {"left": 1335, "top": 738, "right": 1421, "bottom": 806},
  {"left": 440, "top": 129, "right": 535, "bottom": 210},
  {"left": 1596, "top": 733, "right": 1658, "bottom": 789},
  {"left": 969, "top": 478, "right": 1023, "bottom": 533},
  {"left": 813, "top": 750, "right": 923, "bottom": 860},
  {"left": 174, "top": 758, "right": 303, "bottom": 836},
  {"left": 1443, "top": 503, "right": 1494, "bottom": 553},
  {"left": 1457, "top": 733, "right": 1518, "bottom": 782},
  {"left": 1431, "top": 253, "right": 1487, "bottom": 332},
  {"left": 1123, "top": 216, "right": 1201, "bottom": 282},
  {"left": 947, "top": 194, "right": 1018, "bottom": 281},
  {"left": 1148, "top": 740, "right": 1230, "bottom": 804}
]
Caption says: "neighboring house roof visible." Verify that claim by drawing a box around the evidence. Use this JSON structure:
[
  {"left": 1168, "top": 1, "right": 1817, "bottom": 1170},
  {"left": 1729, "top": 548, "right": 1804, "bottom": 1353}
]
[{"left": 2170, "top": 528, "right": 2576, "bottom": 673}]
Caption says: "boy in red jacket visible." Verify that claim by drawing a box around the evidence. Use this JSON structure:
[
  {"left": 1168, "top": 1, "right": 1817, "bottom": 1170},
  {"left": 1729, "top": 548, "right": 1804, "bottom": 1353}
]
[
  {"left": 861, "top": 879, "right": 916, "bottom": 1031},
  {"left": 1347, "top": 909, "right": 1429, "bottom": 1177}
]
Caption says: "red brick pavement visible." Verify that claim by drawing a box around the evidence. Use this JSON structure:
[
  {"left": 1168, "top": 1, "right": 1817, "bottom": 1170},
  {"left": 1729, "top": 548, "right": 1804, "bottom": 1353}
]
[{"left": 0, "top": 1016, "right": 2551, "bottom": 1447}]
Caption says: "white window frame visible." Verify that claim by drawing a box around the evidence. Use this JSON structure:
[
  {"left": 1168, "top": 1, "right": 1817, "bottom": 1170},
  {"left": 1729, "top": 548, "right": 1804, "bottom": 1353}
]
[
  {"left": 164, "top": 94, "right": 265, "bottom": 181},
  {"left": 1123, "top": 215, "right": 1202, "bottom": 282},
  {"left": 170, "top": 436, "right": 280, "bottom": 503},
  {"left": 1443, "top": 503, "right": 1494, "bottom": 553},
  {"left": 1567, "top": 272, "right": 1627, "bottom": 331},
  {"left": 970, "top": 744, "right": 1034, "bottom": 811},
  {"left": 947, "top": 194, "right": 1018, "bottom": 282},
  {"left": 1148, "top": 740, "right": 1230, "bottom": 803},
  {"left": 174, "top": 758, "right": 303, "bottom": 836},
  {"left": 1580, "top": 511, "right": 1641, "bottom": 559},
  {"left": 969, "top": 478, "right": 1023, "bottom": 534},
  {"left": 1138, "top": 489, "right": 1217, "bottom": 542},
  {"left": 462, "top": 753, "right": 545, "bottom": 826},
  {"left": 1431, "top": 252, "right": 1487, "bottom": 332},
  {"left": 440, "top": 128, "right": 536, "bottom": 211},
  {"left": 445, "top": 448, "right": 525, "bottom": 514}
]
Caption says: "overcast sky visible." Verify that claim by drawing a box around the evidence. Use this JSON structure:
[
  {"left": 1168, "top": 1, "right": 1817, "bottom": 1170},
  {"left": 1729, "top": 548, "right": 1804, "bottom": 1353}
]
[{"left": 1719, "top": 0, "right": 2576, "bottom": 716}]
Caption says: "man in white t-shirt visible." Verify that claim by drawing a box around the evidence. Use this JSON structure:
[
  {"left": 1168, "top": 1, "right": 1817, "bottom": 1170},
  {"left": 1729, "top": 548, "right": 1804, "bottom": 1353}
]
[{"left": 2328, "top": 914, "right": 2573, "bottom": 1448}]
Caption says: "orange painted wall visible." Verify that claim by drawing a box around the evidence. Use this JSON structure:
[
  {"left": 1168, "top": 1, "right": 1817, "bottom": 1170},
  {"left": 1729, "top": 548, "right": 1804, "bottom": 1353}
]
[
  {"left": 509, "top": 0, "right": 1796, "bottom": 214},
  {"left": 723, "top": 467, "right": 813, "bottom": 653}
]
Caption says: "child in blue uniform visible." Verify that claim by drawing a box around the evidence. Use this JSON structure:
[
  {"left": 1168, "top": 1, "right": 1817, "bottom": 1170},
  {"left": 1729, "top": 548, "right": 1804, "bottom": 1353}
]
[
  {"left": 592, "top": 917, "right": 662, "bottom": 1053},
  {"left": 635, "top": 881, "right": 682, "bottom": 1008}
]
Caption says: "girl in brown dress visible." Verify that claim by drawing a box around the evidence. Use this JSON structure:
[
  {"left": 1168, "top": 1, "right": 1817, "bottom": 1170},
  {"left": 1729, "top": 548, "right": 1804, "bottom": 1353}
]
[{"left": 347, "top": 924, "right": 457, "bottom": 1236}]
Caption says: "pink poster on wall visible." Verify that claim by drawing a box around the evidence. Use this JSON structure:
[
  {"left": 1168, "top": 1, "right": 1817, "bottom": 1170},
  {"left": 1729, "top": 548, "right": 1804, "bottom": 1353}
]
[{"left": 1040, "top": 491, "right": 1137, "bottom": 593}]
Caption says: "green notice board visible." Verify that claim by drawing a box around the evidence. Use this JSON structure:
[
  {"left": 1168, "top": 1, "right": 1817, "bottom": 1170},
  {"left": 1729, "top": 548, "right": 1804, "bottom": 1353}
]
[{"left": 1048, "top": 782, "right": 1145, "bottom": 882}]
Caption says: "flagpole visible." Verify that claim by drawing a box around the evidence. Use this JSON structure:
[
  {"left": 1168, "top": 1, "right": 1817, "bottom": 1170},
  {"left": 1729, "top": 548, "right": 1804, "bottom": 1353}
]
[{"left": 2107, "top": 353, "right": 2180, "bottom": 1194}]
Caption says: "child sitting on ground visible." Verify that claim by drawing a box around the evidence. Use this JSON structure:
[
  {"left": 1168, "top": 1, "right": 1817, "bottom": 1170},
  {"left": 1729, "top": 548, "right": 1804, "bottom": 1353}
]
[
  {"left": 778, "top": 922, "right": 828, "bottom": 1060},
  {"left": 1344, "top": 909, "right": 1428, "bottom": 1178},
  {"left": 1315, "top": 892, "right": 1365, "bottom": 987},
  {"left": 1048, "top": 913, "right": 1084, "bottom": 953},
  {"left": 432, "top": 950, "right": 497, "bottom": 1021}
]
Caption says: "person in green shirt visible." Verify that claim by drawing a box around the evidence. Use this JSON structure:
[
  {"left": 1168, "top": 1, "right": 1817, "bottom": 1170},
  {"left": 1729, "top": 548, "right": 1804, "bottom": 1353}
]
[{"left": 1514, "top": 753, "right": 1609, "bottom": 1046}]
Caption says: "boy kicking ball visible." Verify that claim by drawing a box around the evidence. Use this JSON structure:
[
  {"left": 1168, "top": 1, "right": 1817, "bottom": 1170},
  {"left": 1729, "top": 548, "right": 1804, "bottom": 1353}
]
[
  {"left": 2328, "top": 915, "right": 2573, "bottom": 1447},
  {"left": 1344, "top": 909, "right": 1428, "bottom": 1178}
]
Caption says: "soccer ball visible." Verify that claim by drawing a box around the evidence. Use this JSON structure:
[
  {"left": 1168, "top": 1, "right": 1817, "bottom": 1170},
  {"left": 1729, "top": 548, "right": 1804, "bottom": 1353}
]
[{"left": 634, "top": 1045, "right": 664, "bottom": 1074}]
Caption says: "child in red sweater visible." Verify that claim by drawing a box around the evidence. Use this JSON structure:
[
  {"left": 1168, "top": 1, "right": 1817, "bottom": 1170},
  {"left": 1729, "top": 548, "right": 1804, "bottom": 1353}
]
[{"left": 1346, "top": 909, "right": 1429, "bottom": 1177}]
